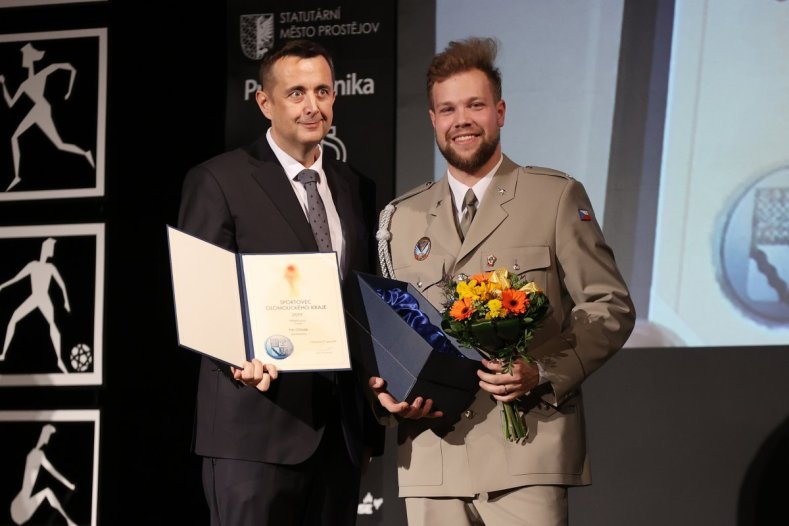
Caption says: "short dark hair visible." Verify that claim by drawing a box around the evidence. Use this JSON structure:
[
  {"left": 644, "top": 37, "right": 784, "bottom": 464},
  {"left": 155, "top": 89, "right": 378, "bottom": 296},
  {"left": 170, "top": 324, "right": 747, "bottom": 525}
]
[
  {"left": 258, "top": 39, "right": 335, "bottom": 90},
  {"left": 427, "top": 37, "right": 502, "bottom": 106}
]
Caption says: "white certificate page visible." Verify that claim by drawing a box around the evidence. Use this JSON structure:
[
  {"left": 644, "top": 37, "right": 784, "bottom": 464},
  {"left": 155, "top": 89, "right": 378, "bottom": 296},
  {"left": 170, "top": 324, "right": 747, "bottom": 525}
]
[
  {"left": 241, "top": 252, "right": 351, "bottom": 371},
  {"left": 167, "top": 227, "right": 247, "bottom": 366}
]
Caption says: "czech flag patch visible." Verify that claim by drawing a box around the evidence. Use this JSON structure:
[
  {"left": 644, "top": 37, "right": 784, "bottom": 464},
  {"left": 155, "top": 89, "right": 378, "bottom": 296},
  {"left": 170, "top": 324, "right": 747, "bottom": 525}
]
[{"left": 578, "top": 209, "right": 592, "bottom": 221}]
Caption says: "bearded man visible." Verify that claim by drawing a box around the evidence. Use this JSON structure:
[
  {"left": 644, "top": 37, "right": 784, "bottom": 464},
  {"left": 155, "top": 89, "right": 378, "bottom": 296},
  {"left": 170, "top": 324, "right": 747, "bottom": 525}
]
[{"left": 371, "top": 37, "right": 635, "bottom": 526}]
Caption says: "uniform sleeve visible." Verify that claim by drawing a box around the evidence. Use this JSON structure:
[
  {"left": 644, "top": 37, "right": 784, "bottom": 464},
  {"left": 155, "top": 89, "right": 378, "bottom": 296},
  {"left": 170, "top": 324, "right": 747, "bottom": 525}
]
[
  {"left": 539, "top": 179, "right": 636, "bottom": 405},
  {"left": 177, "top": 164, "right": 236, "bottom": 251}
]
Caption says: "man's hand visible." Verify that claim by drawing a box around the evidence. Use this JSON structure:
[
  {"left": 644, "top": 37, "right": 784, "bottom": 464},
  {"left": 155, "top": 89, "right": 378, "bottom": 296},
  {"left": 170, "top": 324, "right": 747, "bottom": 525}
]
[
  {"left": 477, "top": 357, "right": 539, "bottom": 402},
  {"left": 368, "top": 377, "right": 443, "bottom": 419},
  {"left": 232, "top": 359, "right": 279, "bottom": 392}
]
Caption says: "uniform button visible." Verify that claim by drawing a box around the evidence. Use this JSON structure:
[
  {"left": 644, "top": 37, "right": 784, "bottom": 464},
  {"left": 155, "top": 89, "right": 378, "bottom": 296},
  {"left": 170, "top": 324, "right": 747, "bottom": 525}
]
[
  {"left": 417, "top": 281, "right": 423, "bottom": 288},
  {"left": 463, "top": 410, "right": 475, "bottom": 419}
]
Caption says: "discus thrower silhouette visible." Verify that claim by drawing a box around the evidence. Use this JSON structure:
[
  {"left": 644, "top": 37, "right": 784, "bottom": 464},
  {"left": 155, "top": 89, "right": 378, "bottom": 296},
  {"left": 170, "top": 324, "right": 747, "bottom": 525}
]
[
  {"left": 0, "top": 237, "right": 71, "bottom": 373},
  {"left": 9, "top": 424, "right": 78, "bottom": 526},
  {"left": 0, "top": 42, "right": 95, "bottom": 192}
]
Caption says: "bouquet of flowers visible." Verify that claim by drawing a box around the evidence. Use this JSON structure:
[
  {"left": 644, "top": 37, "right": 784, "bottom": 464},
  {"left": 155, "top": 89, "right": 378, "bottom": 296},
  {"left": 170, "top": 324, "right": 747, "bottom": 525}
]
[{"left": 440, "top": 268, "right": 550, "bottom": 441}]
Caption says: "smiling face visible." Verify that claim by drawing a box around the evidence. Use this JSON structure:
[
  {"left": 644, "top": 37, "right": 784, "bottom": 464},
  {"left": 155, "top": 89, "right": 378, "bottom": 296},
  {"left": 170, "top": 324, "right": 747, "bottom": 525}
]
[
  {"left": 255, "top": 55, "right": 335, "bottom": 166},
  {"left": 429, "top": 68, "right": 505, "bottom": 181}
]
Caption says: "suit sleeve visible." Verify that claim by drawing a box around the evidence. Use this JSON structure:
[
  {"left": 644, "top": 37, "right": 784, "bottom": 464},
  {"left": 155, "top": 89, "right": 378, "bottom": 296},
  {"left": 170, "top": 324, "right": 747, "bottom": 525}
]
[
  {"left": 539, "top": 179, "right": 636, "bottom": 405},
  {"left": 177, "top": 164, "right": 236, "bottom": 251}
]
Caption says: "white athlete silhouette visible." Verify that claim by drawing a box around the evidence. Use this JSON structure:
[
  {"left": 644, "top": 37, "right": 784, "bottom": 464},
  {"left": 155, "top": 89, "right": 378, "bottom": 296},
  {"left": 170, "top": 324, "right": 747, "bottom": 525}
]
[
  {"left": 9, "top": 424, "right": 77, "bottom": 526},
  {"left": 0, "top": 237, "right": 71, "bottom": 372},
  {"left": 0, "top": 42, "right": 95, "bottom": 191}
]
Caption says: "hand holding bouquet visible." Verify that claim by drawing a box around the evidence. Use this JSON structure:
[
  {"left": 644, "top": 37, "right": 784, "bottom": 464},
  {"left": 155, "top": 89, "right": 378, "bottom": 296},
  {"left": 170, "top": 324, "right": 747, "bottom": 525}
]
[{"left": 440, "top": 268, "right": 550, "bottom": 441}]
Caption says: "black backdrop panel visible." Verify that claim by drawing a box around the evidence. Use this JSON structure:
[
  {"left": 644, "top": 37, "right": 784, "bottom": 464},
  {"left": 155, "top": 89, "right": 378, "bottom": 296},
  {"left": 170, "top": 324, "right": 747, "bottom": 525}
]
[
  {"left": 0, "top": 29, "right": 106, "bottom": 201},
  {"left": 0, "top": 410, "right": 98, "bottom": 526},
  {"left": 225, "top": 0, "right": 396, "bottom": 213},
  {"left": 0, "top": 224, "right": 103, "bottom": 386}
]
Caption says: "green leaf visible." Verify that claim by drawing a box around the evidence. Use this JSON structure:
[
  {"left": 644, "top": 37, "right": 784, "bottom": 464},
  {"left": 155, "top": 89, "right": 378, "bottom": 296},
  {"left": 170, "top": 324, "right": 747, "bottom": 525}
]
[
  {"left": 494, "top": 318, "right": 521, "bottom": 343},
  {"left": 470, "top": 320, "right": 502, "bottom": 352}
]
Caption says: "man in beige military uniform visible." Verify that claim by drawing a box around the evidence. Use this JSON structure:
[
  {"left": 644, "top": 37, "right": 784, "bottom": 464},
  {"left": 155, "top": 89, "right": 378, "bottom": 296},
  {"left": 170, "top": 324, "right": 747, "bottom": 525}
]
[{"left": 371, "top": 38, "right": 635, "bottom": 525}]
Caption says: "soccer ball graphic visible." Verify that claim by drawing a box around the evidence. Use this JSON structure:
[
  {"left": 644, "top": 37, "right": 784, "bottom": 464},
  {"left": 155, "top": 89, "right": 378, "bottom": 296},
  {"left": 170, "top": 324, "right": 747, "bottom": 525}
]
[{"left": 69, "top": 343, "right": 93, "bottom": 372}]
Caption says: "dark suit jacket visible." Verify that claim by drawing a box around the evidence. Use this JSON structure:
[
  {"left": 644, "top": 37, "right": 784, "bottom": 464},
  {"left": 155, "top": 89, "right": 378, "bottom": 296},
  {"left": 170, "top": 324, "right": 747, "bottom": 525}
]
[{"left": 177, "top": 136, "right": 380, "bottom": 465}]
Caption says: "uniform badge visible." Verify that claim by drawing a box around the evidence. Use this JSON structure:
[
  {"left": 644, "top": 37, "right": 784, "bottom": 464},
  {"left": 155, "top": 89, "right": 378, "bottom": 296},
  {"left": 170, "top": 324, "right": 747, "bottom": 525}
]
[
  {"left": 486, "top": 255, "right": 497, "bottom": 267},
  {"left": 578, "top": 209, "right": 592, "bottom": 221},
  {"left": 414, "top": 237, "right": 431, "bottom": 261}
]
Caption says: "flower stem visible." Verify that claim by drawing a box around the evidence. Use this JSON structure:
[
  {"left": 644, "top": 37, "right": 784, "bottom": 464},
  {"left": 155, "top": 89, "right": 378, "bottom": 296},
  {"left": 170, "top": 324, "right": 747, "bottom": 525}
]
[
  {"left": 502, "top": 401, "right": 526, "bottom": 442},
  {"left": 501, "top": 408, "right": 510, "bottom": 441}
]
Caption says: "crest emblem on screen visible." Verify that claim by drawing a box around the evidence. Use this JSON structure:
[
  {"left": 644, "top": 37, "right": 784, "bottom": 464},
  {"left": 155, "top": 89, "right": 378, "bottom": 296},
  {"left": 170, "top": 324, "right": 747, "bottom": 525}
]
[
  {"left": 717, "top": 166, "right": 789, "bottom": 325},
  {"left": 240, "top": 14, "right": 274, "bottom": 60}
]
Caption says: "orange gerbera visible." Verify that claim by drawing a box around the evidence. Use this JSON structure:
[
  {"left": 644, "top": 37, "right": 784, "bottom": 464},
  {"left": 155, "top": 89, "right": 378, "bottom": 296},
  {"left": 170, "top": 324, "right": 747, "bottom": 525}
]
[
  {"left": 449, "top": 297, "right": 475, "bottom": 321},
  {"left": 501, "top": 289, "right": 528, "bottom": 314},
  {"left": 470, "top": 272, "right": 492, "bottom": 283}
]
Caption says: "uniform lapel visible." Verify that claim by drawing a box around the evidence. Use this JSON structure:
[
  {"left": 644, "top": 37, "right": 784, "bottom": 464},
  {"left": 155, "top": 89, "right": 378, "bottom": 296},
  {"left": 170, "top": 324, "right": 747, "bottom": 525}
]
[
  {"left": 456, "top": 156, "right": 519, "bottom": 263},
  {"left": 424, "top": 177, "right": 463, "bottom": 259}
]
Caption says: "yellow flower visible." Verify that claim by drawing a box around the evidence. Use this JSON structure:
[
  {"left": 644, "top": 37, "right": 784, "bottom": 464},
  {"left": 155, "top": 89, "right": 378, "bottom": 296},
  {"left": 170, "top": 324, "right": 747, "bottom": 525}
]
[
  {"left": 485, "top": 299, "right": 506, "bottom": 319},
  {"left": 519, "top": 281, "right": 541, "bottom": 294},
  {"left": 473, "top": 281, "right": 492, "bottom": 301},
  {"left": 456, "top": 280, "right": 479, "bottom": 300}
]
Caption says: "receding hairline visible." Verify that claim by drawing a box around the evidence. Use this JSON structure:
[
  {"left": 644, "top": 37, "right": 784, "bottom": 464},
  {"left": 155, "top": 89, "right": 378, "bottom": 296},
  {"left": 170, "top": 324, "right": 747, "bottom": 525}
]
[{"left": 258, "top": 40, "right": 335, "bottom": 91}]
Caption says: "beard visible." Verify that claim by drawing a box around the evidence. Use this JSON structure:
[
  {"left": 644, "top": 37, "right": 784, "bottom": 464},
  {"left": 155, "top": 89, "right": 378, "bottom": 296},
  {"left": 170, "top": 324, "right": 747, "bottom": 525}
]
[{"left": 436, "top": 129, "right": 500, "bottom": 174}]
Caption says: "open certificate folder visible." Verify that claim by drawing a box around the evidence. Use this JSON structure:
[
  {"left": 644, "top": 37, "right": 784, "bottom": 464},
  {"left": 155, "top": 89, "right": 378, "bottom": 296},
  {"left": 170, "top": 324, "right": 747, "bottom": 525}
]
[{"left": 166, "top": 226, "right": 351, "bottom": 371}]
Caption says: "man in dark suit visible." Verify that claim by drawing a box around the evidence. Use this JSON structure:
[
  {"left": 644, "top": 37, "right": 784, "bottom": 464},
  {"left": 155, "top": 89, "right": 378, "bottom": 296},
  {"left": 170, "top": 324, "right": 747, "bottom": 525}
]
[{"left": 178, "top": 39, "right": 380, "bottom": 526}]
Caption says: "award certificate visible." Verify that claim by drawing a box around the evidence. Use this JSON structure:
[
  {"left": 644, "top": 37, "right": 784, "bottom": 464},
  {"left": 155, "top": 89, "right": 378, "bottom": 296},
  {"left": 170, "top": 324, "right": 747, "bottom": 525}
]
[{"left": 167, "top": 226, "right": 350, "bottom": 371}]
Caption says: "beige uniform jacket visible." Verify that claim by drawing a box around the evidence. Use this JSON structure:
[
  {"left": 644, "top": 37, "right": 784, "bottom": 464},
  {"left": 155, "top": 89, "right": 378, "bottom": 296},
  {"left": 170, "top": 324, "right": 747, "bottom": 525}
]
[{"left": 382, "top": 156, "right": 635, "bottom": 497}]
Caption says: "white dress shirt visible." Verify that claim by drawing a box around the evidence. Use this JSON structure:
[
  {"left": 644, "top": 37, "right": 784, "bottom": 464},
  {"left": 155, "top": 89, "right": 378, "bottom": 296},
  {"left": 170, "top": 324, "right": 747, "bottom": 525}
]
[
  {"left": 266, "top": 129, "right": 345, "bottom": 272},
  {"left": 446, "top": 155, "right": 504, "bottom": 223}
]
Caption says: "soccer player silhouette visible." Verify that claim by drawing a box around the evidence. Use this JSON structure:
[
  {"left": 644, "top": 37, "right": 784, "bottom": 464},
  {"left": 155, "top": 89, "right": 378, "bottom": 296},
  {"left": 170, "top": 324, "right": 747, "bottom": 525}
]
[
  {"left": 0, "top": 237, "right": 71, "bottom": 373},
  {"left": 8, "top": 424, "right": 78, "bottom": 526},
  {"left": 0, "top": 42, "right": 95, "bottom": 191}
]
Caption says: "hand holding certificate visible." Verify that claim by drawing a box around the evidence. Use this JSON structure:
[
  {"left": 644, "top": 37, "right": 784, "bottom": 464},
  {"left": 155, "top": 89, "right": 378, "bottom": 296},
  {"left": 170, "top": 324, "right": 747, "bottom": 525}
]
[{"left": 167, "top": 226, "right": 351, "bottom": 372}]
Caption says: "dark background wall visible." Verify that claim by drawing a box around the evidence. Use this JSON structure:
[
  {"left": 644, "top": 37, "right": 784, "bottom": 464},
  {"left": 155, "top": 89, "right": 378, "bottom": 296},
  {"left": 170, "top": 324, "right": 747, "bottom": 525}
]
[
  {"left": 0, "top": 2, "right": 224, "bottom": 523},
  {"left": 570, "top": 346, "right": 789, "bottom": 526},
  {"left": 0, "top": 1, "right": 786, "bottom": 526}
]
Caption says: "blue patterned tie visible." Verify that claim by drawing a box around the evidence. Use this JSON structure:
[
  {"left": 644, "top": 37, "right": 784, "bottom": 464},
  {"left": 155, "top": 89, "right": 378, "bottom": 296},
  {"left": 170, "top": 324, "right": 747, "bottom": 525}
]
[{"left": 295, "top": 169, "right": 332, "bottom": 252}]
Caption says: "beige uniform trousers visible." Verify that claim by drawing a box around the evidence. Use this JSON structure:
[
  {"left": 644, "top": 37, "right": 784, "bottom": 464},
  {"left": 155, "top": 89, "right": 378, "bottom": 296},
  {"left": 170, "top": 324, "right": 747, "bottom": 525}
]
[{"left": 405, "top": 485, "right": 568, "bottom": 526}]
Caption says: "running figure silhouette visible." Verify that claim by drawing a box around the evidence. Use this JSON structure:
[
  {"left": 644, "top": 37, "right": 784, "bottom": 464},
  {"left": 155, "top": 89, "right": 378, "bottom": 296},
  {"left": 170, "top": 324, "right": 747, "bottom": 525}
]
[
  {"left": 0, "top": 237, "right": 71, "bottom": 373},
  {"left": 0, "top": 42, "right": 95, "bottom": 191},
  {"left": 9, "top": 424, "right": 78, "bottom": 526}
]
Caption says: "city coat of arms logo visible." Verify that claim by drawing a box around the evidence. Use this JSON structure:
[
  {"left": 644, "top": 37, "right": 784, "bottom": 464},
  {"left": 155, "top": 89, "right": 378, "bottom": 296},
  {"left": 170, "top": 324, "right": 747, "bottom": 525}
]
[{"left": 240, "top": 14, "right": 274, "bottom": 60}]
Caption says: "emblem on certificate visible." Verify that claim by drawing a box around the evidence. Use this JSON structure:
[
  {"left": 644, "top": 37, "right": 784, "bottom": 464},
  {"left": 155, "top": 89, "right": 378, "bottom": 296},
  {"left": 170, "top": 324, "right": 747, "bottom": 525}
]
[{"left": 264, "top": 335, "right": 295, "bottom": 360}]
